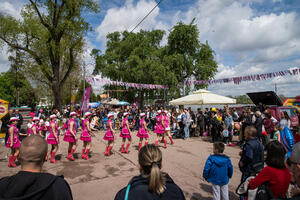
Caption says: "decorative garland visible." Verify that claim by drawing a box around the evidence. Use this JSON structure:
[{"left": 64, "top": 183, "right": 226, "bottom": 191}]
[
  {"left": 185, "top": 68, "right": 300, "bottom": 85},
  {"left": 86, "top": 76, "right": 168, "bottom": 90}
]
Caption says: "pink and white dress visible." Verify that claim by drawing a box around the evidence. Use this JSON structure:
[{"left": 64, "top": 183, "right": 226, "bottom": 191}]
[
  {"left": 120, "top": 118, "right": 131, "bottom": 139},
  {"left": 164, "top": 115, "right": 170, "bottom": 131},
  {"left": 154, "top": 115, "right": 165, "bottom": 134},
  {"left": 63, "top": 118, "right": 76, "bottom": 143},
  {"left": 80, "top": 118, "right": 91, "bottom": 142},
  {"left": 47, "top": 121, "right": 59, "bottom": 145},
  {"left": 27, "top": 122, "right": 33, "bottom": 136},
  {"left": 31, "top": 124, "right": 39, "bottom": 135},
  {"left": 103, "top": 120, "right": 114, "bottom": 141},
  {"left": 6, "top": 124, "right": 20, "bottom": 149},
  {"left": 137, "top": 119, "right": 148, "bottom": 138}
]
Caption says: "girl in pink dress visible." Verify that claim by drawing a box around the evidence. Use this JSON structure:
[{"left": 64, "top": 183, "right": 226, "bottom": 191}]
[
  {"left": 32, "top": 117, "right": 42, "bottom": 136},
  {"left": 6, "top": 117, "right": 20, "bottom": 167},
  {"left": 27, "top": 119, "right": 33, "bottom": 136},
  {"left": 154, "top": 110, "right": 166, "bottom": 148},
  {"left": 163, "top": 110, "right": 174, "bottom": 145},
  {"left": 104, "top": 114, "right": 115, "bottom": 156},
  {"left": 63, "top": 112, "right": 77, "bottom": 161},
  {"left": 137, "top": 113, "right": 149, "bottom": 151},
  {"left": 120, "top": 113, "right": 132, "bottom": 154},
  {"left": 47, "top": 115, "right": 60, "bottom": 163},
  {"left": 80, "top": 112, "right": 95, "bottom": 160}
]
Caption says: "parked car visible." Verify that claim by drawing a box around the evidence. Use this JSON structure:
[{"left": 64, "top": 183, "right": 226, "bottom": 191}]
[{"left": 247, "top": 91, "right": 299, "bottom": 133}]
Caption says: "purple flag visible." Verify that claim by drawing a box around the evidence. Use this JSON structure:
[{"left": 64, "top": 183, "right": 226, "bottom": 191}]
[{"left": 81, "top": 87, "right": 91, "bottom": 114}]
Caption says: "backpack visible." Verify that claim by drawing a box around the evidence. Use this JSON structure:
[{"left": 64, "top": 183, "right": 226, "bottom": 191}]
[{"left": 255, "top": 183, "right": 273, "bottom": 200}]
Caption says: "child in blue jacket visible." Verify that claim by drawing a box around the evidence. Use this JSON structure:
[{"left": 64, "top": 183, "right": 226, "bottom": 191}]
[{"left": 203, "top": 142, "right": 233, "bottom": 200}]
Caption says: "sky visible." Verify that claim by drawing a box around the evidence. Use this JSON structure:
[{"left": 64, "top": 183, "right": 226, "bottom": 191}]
[{"left": 0, "top": 0, "right": 300, "bottom": 97}]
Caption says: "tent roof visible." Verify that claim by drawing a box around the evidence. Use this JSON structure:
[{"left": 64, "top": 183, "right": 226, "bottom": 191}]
[{"left": 169, "top": 89, "right": 236, "bottom": 105}]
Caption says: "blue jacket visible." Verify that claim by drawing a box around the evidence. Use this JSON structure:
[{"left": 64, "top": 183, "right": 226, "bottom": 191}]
[{"left": 203, "top": 154, "right": 233, "bottom": 185}]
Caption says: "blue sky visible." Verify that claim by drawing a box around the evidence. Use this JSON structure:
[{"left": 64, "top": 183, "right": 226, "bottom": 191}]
[{"left": 0, "top": 0, "right": 300, "bottom": 96}]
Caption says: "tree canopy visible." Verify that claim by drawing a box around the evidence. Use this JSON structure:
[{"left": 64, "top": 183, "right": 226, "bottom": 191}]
[
  {"left": 0, "top": 0, "right": 99, "bottom": 109},
  {"left": 93, "top": 21, "right": 218, "bottom": 107}
]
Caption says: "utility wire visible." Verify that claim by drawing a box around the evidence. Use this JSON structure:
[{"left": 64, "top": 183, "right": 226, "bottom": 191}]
[{"left": 130, "top": 0, "right": 165, "bottom": 33}]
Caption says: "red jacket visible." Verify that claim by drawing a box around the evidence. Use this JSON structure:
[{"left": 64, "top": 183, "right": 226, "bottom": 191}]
[
  {"left": 249, "top": 166, "right": 291, "bottom": 198},
  {"left": 263, "top": 118, "right": 274, "bottom": 135}
]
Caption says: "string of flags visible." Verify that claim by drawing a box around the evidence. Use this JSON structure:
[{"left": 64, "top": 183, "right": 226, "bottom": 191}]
[
  {"left": 86, "top": 68, "right": 300, "bottom": 89},
  {"left": 185, "top": 68, "right": 300, "bottom": 85}
]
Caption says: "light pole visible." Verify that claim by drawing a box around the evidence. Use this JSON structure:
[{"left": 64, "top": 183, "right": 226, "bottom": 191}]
[{"left": 82, "top": 61, "right": 86, "bottom": 115}]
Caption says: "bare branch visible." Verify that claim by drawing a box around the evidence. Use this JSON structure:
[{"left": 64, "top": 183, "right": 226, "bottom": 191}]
[{"left": 29, "top": 0, "right": 51, "bottom": 30}]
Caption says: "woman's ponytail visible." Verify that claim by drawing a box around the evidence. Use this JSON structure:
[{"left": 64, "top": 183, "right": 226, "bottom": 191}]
[{"left": 139, "top": 145, "right": 166, "bottom": 195}]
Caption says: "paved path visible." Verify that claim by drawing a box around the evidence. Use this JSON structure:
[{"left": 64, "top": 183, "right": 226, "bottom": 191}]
[{"left": 0, "top": 131, "right": 242, "bottom": 200}]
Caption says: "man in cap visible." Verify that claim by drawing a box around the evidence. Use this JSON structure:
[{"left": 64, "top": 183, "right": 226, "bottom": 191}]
[{"left": 0, "top": 135, "right": 73, "bottom": 200}]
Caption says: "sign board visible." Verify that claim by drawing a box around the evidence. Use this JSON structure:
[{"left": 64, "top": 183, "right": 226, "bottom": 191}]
[{"left": 0, "top": 99, "right": 9, "bottom": 138}]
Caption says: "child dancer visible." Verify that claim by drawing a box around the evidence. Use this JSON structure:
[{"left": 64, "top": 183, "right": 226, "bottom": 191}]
[
  {"left": 163, "top": 110, "right": 174, "bottom": 145},
  {"left": 80, "top": 112, "right": 95, "bottom": 160},
  {"left": 154, "top": 110, "right": 166, "bottom": 148},
  {"left": 27, "top": 119, "right": 33, "bottom": 136},
  {"left": 62, "top": 115, "right": 68, "bottom": 135},
  {"left": 63, "top": 112, "right": 77, "bottom": 161},
  {"left": 104, "top": 113, "right": 115, "bottom": 156},
  {"left": 137, "top": 113, "right": 149, "bottom": 151},
  {"left": 120, "top": 113, "right": 132, "bottom": 154},
  {"left": 32, "top": 117, "right": 42, "bottom": 136},
  {"left": 46, "top": 114, "right": 59, "bottom": 163},
  {"left": 6, "top": 117, "right": 20, "bottom": 167}
]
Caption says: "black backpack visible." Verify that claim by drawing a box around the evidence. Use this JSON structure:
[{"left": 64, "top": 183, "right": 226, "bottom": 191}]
[{"left": 255, "top": 183, "right": 273, "bottom": 200}]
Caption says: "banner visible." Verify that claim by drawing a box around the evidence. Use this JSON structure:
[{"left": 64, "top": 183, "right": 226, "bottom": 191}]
[
  {"left": 184, "top": 68, "right": 300, "bottom": 86},
  {"left": 86, "top": 76, "right": 168, "bottom": 90},
  {"left": 70, "top": 94, "right": 76, "bottom": 112},
  {"left": 81, "top": 87, "right": 91, "bottom": 114}
]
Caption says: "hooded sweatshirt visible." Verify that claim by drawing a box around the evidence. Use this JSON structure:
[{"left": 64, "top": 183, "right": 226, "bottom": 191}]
[
  {"left": 0, "top": 171, "right": 73, "bottom": 200},
  {"left": 114, "top": 173, "right": 185, "bottom": 200},
  {"left": 203, "top": 154, "right": 233, "bottom": 185}
]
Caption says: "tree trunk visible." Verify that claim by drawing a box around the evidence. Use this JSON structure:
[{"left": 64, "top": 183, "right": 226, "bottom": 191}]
[
  {"left": 139, "top": 90, "right": 145, "bottom": 109},
  {"left": 52, "top": 82, "right": 62, "bottom": 110}
]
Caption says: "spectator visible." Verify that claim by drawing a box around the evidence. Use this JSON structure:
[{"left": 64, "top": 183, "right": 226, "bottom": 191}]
[
  {"left": 239, "top": 126, "right": 264, "bottom": 183},
  {"left": 210, "top": 111, "right": 220, "bottom": 143},
  {"left": 249, "top": 141, "right": 291, "bottom": 198},
  {"left": 254, "top": 111, "right": 263, "bottom": 142},
  {"left": 0, "top": 135, "right": 73, "bottom": 199},
  {"left": 279, "top": 111, "right": 291, "bottom": 129},
  {"left": 13, "top": 109, "right": 23, "bottom": 130},
  {"left": 196, "top": 109, "right": 205, "bottom": 136},
  {"left": 114, "top": 144, "right": 185, "bottom": 200},
  {"left": 203, "top": 142, "right": 233, "bottom": 200},
  {"left": 286, "top": 142, "right": 300, "bottom": 200},
  {"left": 183, "top": 109, "right": 191, "bottom": 140},
  {"left": 263, "top": 113, "right": 274, "bottom": 146},
  {"left": 1, "top": 109, "right": 13, "bottom": 144},
  {"left": 223, "top": 110, "right": 233, "bottom": 143}
]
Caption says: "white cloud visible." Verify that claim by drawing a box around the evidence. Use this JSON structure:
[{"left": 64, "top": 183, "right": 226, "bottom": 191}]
[
  {"left": 96, "top": 0, "right": 169, "bottom": 48},
  {"left": 0, "top": 1, "right": 23, "bottom": 19}
]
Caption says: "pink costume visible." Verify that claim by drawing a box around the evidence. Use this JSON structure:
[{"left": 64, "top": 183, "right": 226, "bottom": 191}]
[
  {"left": 27, "top": 124, "right": 33, "bottom": 136},
  {"left": 137, "top": 118, "right": 149, "bottom": 138},
  {"left": 154, "top": 115, "right": 165, "bottom": 134},
  {"left": 164, "top": 115, "right": 170, "bottom": 131},
  {"left": 47, "top": 121, "right": 60, "bottom": 145},
  {"left": 120, "top": 118, "right": 131, "bottom": 139},
  {"left": 103, "top": 119, "right": 114, "bottom": 141},
  {"left": 80, "top": 118, "right": 91, "bottom": 142},
  {"left": 6, "top": 124, "right": 20, "bottom": 149},
  {"left": 63, "top": 121, "right": 68, "bottom": 130},
  {"left": 63, "top": 118, "right": 77, "bottom": 143},
  {"left": 32, "top": 124, "right": 39, "bottom": 135}
]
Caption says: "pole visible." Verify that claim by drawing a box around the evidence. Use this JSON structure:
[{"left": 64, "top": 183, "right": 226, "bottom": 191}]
[
  {"left": 275, "top": 83, "right": 277, "bottom": 93},
  {"left": 83, "top": 62, "right": 86, "bottom": 115}
]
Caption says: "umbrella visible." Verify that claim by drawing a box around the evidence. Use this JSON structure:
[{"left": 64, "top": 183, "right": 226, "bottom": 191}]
[
  {"left": 107, "top": 98, "right": 120, "bottom": 105},
  {"left": 116, "top": 101, "right": 130, "bottom": 106},
  {"left": 88, "top": 102, "right": 101, "bottom": 108},
  {"left": 169, "top": 89, "right": 236, "bottom": 105}
]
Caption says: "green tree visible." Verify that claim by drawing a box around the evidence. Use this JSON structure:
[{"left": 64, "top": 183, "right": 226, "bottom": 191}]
[
  {"left": 0, "top": 71, "right": 36, "bottom": 106},
  {"left": 93, "top": 21, "right": 218, "bottom": 106},
  {"left": 0, "top": 0, "right": 99, "bottom": 109}
]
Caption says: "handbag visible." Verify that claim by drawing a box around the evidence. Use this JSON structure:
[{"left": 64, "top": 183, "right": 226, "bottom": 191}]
[{"left": 255, "top": 183, "right": 273, "bottom": 200}]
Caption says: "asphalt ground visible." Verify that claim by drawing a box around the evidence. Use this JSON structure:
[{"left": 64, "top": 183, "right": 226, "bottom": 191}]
[{"left": 0, "top": 131, "right": 242, "bottom": 200}]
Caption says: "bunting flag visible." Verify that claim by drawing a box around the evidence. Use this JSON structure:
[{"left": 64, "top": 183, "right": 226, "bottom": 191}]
[
  {"left": 185, "top": 68, "right": 300, "bottom": 85},
  {"left": 86, "top": 76, "right": 168, "bottom": 90}
]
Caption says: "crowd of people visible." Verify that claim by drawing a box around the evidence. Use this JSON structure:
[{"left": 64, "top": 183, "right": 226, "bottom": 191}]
[{"left": 0, "top": 104, "right": 300, "bottom": 200}]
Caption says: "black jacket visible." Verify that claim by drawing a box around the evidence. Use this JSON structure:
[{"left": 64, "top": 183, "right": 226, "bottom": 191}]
[
  {"left": 0, "top": 171, "right": 73, "bottom": 200},
  {"left": 114, "top": 173, "right": 185, "bottom": 200}
]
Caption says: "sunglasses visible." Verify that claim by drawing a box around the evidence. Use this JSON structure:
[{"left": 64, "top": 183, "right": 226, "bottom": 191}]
[{"left": 287, "top": 158, "right": 298, "bottom": 167}]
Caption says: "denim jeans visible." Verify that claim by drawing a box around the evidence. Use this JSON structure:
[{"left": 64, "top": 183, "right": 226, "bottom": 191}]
[{"left": 184, "top": 122, "right": 190, "bottom": 139}]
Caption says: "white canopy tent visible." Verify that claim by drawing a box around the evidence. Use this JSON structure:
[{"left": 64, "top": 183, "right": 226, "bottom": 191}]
[{"left": 169, "top": 89, "right": 236, "bottom": 105}]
